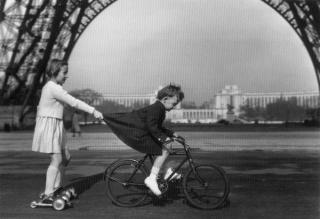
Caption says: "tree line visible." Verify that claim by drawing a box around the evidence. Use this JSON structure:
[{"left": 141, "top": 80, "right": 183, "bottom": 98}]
[{"left": 239, "top": 97, "right": 320, "bottom": 124}]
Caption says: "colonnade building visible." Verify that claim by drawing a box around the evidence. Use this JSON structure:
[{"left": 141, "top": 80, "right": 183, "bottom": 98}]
[
  {"left": 95, "top": 85, "right": 186, "bottom": 109},
  {"left": 214, "top": 85, "right": 320, "bottom": 117},
  {"left": 244, "top": 91, "right": 319, "bottom": 108},
  {"left": 165, "top": 108, "right": 226, "bottom": 123},
  {"left": 94, "top": 94, "right": 156, "bottom": 108}
]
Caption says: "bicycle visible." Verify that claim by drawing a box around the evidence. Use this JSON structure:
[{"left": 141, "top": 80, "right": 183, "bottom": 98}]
[{"left": 104, "top": 138, "right": 230, "bottom": 210}]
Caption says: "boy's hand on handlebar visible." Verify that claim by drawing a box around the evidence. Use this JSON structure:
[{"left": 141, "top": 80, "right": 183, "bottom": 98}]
[
  {"left": 164, "top": 137, "right": 174, "bottom": 145},
  {"left": 173, "top": 133, "right": 185, "bottom": 144}
]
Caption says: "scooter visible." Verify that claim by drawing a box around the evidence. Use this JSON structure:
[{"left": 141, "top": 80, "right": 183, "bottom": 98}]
[{"left": 30, "top": 187, "right": 77, "bottom": 211}]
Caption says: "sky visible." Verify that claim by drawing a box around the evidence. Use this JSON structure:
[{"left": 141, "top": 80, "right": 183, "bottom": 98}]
[{"left": 65, "top": 0, "right": 319, "bottom": 104}]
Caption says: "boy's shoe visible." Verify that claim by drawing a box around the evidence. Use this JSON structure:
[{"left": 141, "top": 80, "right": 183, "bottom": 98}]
[
  {"left": 164, "top": 168, "right": 181, "bottom": 181},
  {"left": 144, "top": 176, "right": 162, "bottom": 196}
]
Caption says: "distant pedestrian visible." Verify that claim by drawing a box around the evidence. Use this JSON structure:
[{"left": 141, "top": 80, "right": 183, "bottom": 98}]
[
  {"left": 72, "top": 111, "right": 81, "bottom": 137},
  {"left": 31, "top": 59, "right": 103, "bottom": 205}
]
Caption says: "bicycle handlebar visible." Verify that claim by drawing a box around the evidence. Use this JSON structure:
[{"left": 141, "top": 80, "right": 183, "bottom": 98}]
[{"left": 171, "top": 137, "right": 185, "bottom": 145}]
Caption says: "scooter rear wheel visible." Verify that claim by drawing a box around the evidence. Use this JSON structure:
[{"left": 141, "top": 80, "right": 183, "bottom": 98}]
[{"left": 53, "top": 197, "right": 66, "bottom": 211}]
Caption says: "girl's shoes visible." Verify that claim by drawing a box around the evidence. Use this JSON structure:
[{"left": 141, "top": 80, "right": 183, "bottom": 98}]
[
  {"left": 39, "top": 192, "right": 45, "bottom": 199},
  {"left": 39, "top": 194, "right": 54, "bottom": 204},
  {"left": 39, "top": 187, "right": 62, "bottom": 199}
]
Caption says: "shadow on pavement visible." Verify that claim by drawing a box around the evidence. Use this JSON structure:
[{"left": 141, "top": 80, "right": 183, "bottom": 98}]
[{"left": 66, "top": 172, "right": 104, "bottom": 198}]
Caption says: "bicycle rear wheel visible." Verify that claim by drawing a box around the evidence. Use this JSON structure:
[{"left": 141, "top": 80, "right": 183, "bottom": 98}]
[
  {"left": 106, "top": 160, "right": 148, "bottom": 207},
  {"left": 183, "top": 164, "right": 229, "bottom": 210}
]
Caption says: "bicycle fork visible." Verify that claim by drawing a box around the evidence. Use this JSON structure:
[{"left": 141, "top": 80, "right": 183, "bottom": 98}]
[{"left": 187, "top": 152, "right": 206, "bottom": 187}]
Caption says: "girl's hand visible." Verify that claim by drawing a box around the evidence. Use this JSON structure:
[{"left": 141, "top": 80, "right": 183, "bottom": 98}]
[{"left": 93, "top": 110, "right": 104, "bottom": 120}]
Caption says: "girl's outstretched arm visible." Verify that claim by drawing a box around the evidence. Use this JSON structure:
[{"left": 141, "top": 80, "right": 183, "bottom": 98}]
[{"left": 51, "top": 85, "right": 95, "bottom": 114}]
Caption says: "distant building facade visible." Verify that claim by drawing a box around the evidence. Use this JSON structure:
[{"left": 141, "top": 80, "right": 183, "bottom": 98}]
[
  {"left": 213, "top": 85, "right": 243, "bottom": 117},
  {"left": 167, "top": 85, "right": 320, "bottom": 123},
  {"left": 213, "top": 85, "right": 320, "bottom": 116},
  {"left": 94, "top": 94, "right": 156, "bottom": 107},
  {"left": 96, "top": 87, "right": 182, "bottom": 109},
  {"left": 243, "top": 91, "right": 320, "bottom": 108},
  {"left": 166, "top": 108, "right": 226, "bottom": 123}
]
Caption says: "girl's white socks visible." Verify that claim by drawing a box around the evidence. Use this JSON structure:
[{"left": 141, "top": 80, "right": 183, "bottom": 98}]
[{"left": 44, "top": 165, "right": 59, "bottom": 195}]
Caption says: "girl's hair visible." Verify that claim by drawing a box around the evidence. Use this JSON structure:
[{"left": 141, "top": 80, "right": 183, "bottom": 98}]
[
  {"left": 156, "top": 83, "right": 184, "bottom": 101},
  {"left": 46, "top": 59, "right": 68, "bottom": 78}
]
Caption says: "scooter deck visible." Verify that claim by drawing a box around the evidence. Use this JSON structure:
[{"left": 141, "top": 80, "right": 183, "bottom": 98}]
[{"left": 30, "top": 200, "right": 53, "bottom": 208}]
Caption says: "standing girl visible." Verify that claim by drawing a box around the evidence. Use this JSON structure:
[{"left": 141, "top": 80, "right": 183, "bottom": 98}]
[{"left": 32, "top": 59, "right": 103, "bottom": 204}]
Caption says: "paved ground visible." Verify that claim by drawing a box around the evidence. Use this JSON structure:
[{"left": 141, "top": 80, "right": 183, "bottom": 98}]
[{"left": 0, "top": 149, "right": 320, "bottom": 219}]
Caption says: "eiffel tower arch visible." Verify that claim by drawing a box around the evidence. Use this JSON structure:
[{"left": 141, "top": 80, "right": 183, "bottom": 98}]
[
  {"left": 261, "top": 0, "right": 320, "bottom": 88},
  {"left": 0, "top": 0, "right": 319, "bottom": 124}
]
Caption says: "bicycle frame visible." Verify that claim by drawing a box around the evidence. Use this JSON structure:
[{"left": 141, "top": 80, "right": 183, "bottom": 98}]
[
  {"left": 164, "top": 140, "right": 197, "bottom": 181},
  {"left": 126, "top": 139, "right": 198, "bottom": 183},
  {"left": 106, "top": 139, "right": 201, "bottom": 189},
  {"left": 105, "top": 138, "right": 230, "bottom": 209}
]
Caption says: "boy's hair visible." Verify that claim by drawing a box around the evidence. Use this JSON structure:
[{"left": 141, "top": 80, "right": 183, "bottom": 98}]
[
  {"left": 156, "top": 84, "right": 184, "bottom": 101},
  {"left": 46, "top": 59, "right": 68, "bottom": 78}
]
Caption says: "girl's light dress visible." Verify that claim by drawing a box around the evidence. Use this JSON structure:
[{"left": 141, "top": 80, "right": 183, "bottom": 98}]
[
  {"left": 32, "top": 117, "right": 66, "bottom": 153},
  {"left": 32, "top": 81, "right": 95, "bottom": 154}
]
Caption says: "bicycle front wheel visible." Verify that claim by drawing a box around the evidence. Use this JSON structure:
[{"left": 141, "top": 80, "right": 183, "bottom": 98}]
[
  {"left": 106, "top": 160, "right": 148, "bottom": 207},
  {"left": 183, "top": 164, "right": 229, "bottom": 210}
]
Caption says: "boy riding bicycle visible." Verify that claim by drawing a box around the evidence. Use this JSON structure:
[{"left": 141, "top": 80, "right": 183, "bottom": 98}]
[{"left": 104, "top": 84, "right": 184, "bottom": 196}]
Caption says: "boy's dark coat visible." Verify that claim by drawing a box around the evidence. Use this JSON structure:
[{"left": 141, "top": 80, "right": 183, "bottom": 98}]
[{"left": 104, "top": 101, "right": 174, "bottom": 155}]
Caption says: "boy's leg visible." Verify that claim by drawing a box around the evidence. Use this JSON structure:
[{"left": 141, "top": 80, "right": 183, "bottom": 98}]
[
  {"left": 144, "top": 147, "right": 169, "bottom": 195},
  {"left": 163, "top": 147, "right": 182, "bottom": 180},
  {"left": 164, "top": 166, "right": 182, "bottom": 180},
  {"left": 151, "top": 146, "right": 169, "bottom": 176}
]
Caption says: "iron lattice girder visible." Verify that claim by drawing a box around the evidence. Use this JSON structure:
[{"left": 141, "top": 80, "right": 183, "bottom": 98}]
[
  {"left": 54, "top": 0, "right": 118, "bottom": 59},
  {"left": 0, "top": 0, "right": 54, "bottom": 84},
  {"left": 261, "top": 0, "right": 320, "bottom": 87},
  {"left": 0, "top": 0, "right": 119, "bottom": 101},
  {"left": 0, "top": 0, "right": 319, "bottom": 120}
]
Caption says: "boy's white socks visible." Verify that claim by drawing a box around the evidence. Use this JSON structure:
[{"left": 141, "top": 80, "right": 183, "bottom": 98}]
[
  {"left": 145, "top": 166, "right": 161, "bottom": 196},
  {"left": 150, "top": 166, "right": 160, "bottom": 177},
  {"left": 164, "top": 167, "right": 182, "bottom": 180}
]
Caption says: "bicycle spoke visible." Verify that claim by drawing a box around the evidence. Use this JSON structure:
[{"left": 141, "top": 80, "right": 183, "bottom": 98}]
[
  {"left": 183, "top": 165, "right": 229, "bottom": 209},
  {"left": 106, "top": 161, "right": 148, "bottom": 207}
]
